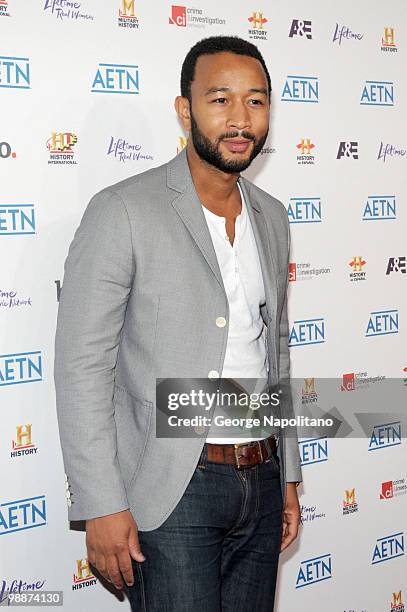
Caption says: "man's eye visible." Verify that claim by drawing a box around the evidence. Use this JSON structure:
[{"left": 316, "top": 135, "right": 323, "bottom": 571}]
[
  {"left": 213, "top": 97, "right": 227, "bottom": 103},
  {"left": 249, "top": 99, "right": 263, "bottom": 105}
]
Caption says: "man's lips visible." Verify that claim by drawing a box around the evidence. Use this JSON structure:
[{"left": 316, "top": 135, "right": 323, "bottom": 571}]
[{"left": 221, "top": 139, "right": 253, "bottom": 153}]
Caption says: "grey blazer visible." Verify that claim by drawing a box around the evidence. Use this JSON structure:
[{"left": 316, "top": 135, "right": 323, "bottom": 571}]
[{"left": 54, "top": 148, "right": 302, "bottom": 530}]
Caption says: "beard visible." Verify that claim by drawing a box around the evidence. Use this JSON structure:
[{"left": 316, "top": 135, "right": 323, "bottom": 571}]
[{"left": 189, "top": 111, "right": 269, "bottom": 174}]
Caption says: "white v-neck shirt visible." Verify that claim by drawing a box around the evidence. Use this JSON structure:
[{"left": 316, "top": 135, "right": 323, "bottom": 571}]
[{"left": 202, "top": 182, "right": 270, "bottom": 444}]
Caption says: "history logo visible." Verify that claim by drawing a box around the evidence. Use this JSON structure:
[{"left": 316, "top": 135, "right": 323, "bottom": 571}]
[
  {"left": 343, "top": 488, "right": 358, "bottom": 515},
  {"left": 118, "top": 0, "right": 139, "bottom": 29},
  {"left": 11, "top": 424, "right": 38, "bottom": 459},
  {"left": 301, "top": 378, "right": 318, "bottom": 405},
  {"left": 390, "top": 590, "right": 404, "bottom": 612},
  {"left": 0, "top": 0, "right": 10, "bottom": 17},
  {"left": 381, "top": 28, "right": 397, "bottom": 52},
  {"left": 47, "top": 132, "right": 77, "bottom": 165},
  {"left": 247, "top": 11, "right": 268, "bottom": 41},
  {"left": 72, "top": 558, "right": 97, "bottom": 591},
  {"left": 348, "top": 256, "right": 367, "bottom": 282},
  {"left": 296, "top": 138, "right": 315, "bottom": 165}
]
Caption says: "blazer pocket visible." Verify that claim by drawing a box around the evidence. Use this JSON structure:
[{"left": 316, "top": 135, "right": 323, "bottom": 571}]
[{"left": 113, "top": 385, "right": 153, "bottom": 488}]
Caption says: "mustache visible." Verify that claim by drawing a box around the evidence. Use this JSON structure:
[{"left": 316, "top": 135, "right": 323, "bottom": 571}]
[{"left": 218, "top": 131, "right": 256, "bottom": 142}]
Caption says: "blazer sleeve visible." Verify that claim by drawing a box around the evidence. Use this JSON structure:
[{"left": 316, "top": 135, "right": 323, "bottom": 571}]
[
  {"left": 54, "top": 188, "right": 135, "bottom": 521},
  {"left": 279, "top": 211, "right": 303, "bottom": 484}
]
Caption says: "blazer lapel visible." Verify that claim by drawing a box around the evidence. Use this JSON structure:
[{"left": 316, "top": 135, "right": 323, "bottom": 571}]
[
  {"left": 166, "top": 149, "right": 278, "bottom": 321},
  {"left": 238, "top": 177, "right": 279, "bottom": 323},
  {"left": 167, "top": 149, "right": 225, "bottom": 290}
]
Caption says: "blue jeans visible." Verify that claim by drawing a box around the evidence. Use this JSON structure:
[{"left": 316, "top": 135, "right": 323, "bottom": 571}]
[{"left": 125, "top": 443, "right": 283, "bottom": 611}]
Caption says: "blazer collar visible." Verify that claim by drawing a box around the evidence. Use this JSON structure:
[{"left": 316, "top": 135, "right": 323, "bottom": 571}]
[{"left": 166, "top": 147, "right": 260, "bottom": 212}]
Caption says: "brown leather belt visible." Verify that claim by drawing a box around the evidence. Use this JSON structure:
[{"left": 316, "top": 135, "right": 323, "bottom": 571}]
[{"left": 205, "top": 435, "right": 278, "bottom": 469}]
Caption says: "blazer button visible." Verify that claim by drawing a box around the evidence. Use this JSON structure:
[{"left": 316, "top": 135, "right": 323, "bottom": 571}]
[
  {"left": 215, "top": 317, "right": 226, "bottom": 328},
  {"left": 208, "top": 370, "right": 219, "bottom": 379}
]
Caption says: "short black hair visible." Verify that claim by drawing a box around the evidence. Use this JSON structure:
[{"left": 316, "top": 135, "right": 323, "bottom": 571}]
[{"left": 180, "top": 36, "right": 272, "bottom": 103}]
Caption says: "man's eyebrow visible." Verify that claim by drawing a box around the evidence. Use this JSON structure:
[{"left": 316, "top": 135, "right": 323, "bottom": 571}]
[{"left": 204, "top": 86, "right": 268, "bottom": 96}]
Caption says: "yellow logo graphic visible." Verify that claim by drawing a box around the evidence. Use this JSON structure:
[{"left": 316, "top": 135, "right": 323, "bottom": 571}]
[
  {"left": 303, "top": 378, "right": 316, "bottom": 395},
  {"left": 343, "top": 488, "right": 356, "bottom": 506},
  {"left": 348, "top": 256, "right": 366, "bottom": 271},
  {"left": 74, "top": 558, "right": 95, "bottom": 583},
  {"left": 12, "top": 424, "right": 33, "bottom": 449},
  {"left": 382, "top": 27, "right": 395, "bottom": 47},
  {"left": 119, "top": 0, "right": 135, "bottom": 17},
  {"left": 47, "top": 132, "right": 78, "bottom": 153},
  {"left": 296, "top": 138, "right": 315, "bottom": 155},
  {"left": 248, "top": 11, "right": 268, "bottom": 29},
  {"left": 391, "top": 590, "right": 404, "bottom": 610}
]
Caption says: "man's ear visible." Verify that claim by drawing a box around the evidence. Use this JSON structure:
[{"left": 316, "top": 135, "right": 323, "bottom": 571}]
[{"left": 174, "top": 96, "right": 192, "bottom": 132}]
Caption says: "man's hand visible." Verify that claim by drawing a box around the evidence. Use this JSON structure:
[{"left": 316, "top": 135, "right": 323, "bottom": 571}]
[
  {"left": 86, "top": 509, "right": 145, "bottom": 590},
  {"left": 280, "top": 482, "right": 301, "bottom": 552}
]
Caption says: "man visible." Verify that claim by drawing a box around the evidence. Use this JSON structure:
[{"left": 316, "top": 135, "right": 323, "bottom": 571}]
[{"left": 54, "top": 36, "right": 302, "bottom": 611}]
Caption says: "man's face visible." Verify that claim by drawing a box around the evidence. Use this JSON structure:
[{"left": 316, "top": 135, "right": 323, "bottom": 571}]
[{"left": 187, "top": 51, "right": 270, "bottom": 173}]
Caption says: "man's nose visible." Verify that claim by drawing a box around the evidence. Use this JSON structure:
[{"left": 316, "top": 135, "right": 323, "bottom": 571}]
[{"left": 226, "top": 102, "right": 251, "bottom": 131}]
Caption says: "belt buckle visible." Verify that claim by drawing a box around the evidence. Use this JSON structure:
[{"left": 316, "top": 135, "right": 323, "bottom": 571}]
[
  {"left": 233, "top": 442, "right": 246, "bottom": 469},
  {"left": 234, "top": 441, "right": 264, "bottom": 468}
]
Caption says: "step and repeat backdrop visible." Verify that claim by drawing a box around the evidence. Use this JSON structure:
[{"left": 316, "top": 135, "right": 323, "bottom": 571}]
[{"left": 1, "top": 0, "right": 406, "bottom": 610}]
